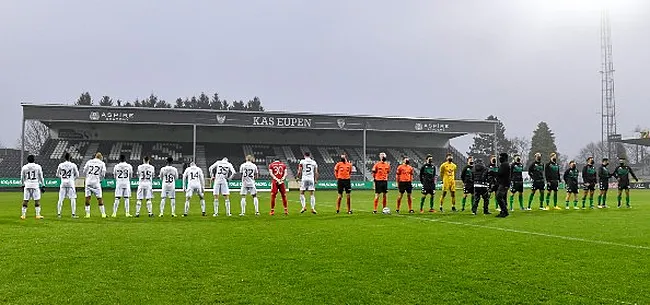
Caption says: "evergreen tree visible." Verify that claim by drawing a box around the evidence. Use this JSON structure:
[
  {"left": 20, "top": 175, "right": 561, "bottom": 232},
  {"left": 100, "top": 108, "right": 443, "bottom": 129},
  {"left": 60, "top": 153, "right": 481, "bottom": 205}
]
[{"left": 528, "top": 121, "right": 559, "bottom": 163}]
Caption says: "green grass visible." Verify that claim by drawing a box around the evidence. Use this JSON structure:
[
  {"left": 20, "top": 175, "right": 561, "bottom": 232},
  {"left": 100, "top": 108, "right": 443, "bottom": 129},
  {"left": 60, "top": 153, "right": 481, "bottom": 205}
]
[{"left": 1, "top": 189, "right": 649, "bottom": 304}]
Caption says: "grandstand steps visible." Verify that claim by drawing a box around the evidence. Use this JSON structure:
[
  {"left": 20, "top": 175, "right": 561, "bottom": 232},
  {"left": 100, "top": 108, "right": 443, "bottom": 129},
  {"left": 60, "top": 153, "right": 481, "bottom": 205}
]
[
  {"left": 82, "top": 142, "right": 100, "bottom": 165},
  {"left": 195, "top": 145, "right": 207, "bottom": 172}
]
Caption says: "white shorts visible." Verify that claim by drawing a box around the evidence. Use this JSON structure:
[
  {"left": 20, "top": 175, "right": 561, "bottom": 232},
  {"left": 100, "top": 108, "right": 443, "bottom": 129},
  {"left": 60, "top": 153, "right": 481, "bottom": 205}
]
[
  {"left": 213, "top": 181, "right": 230, "bottom": 196},
  {"left": 240, "top": 186, "right": 257, "bottom": 196},
  {"left": 114, "top": 185, "right": 131, "bottom": 198},
  {"left": 24, "top": 188, "right": 41, "bottom": 201},
  {"left": 137, "top": 187, "right": 153, "bottom": 200},
  {"left": 300, "top": 179, "right": 316, "bottom": 191},
  {"left": 59, "top": 186, "right": 76, "bottom": 200},
  {"left": 161, "top": 185, "right": 176, "bottom": 199},
  {"left": 186, "top": 184, "right": 204, "bottom": 198},
  {"left": 85, "top": 184, "right": 103, "bottom": 198}
]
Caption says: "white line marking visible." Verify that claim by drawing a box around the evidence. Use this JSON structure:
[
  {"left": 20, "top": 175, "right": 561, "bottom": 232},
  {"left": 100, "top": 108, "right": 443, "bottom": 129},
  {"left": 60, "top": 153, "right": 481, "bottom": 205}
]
[{"left": 403, "top": 215, "right": 650, "bottom": 251}]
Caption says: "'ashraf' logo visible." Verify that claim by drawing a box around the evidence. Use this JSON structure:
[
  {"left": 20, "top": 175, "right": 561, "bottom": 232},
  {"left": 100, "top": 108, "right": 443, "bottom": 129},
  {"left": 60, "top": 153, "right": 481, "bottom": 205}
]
[
  {"left": 89, "top": 112, "right": 100, "bottom": 121},
  {"left": 337, "top": 119, "right": 346, "bottom": 129},
  {"left": 216, "top": 115, "right": 227, "bottom": 124}
]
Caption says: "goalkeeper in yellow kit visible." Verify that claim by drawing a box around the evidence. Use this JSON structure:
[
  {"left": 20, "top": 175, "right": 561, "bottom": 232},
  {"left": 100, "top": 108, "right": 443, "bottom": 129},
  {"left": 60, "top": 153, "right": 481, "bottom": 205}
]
[{"left": 439, "top": 153, "right": 458, "bottom": 212}]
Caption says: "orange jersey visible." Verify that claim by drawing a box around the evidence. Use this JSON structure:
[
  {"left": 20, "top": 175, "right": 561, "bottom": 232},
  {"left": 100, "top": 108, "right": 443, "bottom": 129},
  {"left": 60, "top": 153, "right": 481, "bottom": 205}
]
[
  {"left": 372, "top": 161, "right": 390, "bottom": 181},
  {"left": 334, "top": 161, "right": 352, "bottom": 180},
  {"left": 396, "top": 164, "right": 414, "bottom": 182}
]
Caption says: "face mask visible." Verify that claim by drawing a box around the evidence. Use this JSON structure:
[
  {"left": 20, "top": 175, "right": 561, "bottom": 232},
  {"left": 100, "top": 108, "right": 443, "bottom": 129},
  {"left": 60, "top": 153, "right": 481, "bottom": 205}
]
[
  {"left": 620, "top": 162, "right": 625, "bottom": 166},
  {"left": 447, "top": 158, "right": 453, "bottom": 162},
  {"left": 469, "top": 162, "right": 474, "bottom": 166},
  {"left": 405, "top": 160, "right": 410, "bottom": 165},
  {"left": 551, "top": 158, "right": 557, "bottom": 162},
  {"left": 515, "top": 158, "right": 521, "bottom": 163},
  {"left": 427, "top": 159, "right": 432, "bottom": 164},
  {"left": 381, "top": 157, "right": 387, "bottom": 162},
  {"left": 571, "top": 165, "right": 576, "bottom": 169},
  {"left": 491, "top": 159, "right": 496, "bottom": 164}
]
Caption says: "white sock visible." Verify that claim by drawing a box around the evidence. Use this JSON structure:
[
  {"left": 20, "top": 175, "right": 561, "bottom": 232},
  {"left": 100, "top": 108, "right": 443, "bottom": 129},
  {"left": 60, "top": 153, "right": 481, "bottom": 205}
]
[
  {"left": 71, "top": 199, "right": 77, "bottom": 216},
  {"left": 85, "top": 205, "right": 90, "bottom": 216},
  {"left": 310, "top": 196, "right": 316, "bottom": 210},
  {"left": 160, "top": 199, "right": 165, "bottom": 215},
  {"left": 35, "top": 206, "right": 41, "bottom": 216},
  {"left": 136, "top": 200, "right": 142, "bottom": 215},
  {"left": 171, "top": 199, "right": 176, "bottom": 215},
  {"left": 200, "top": 199, "right": 206, "bottom": 213},
  {"left": 184, "top": 199, "right": 190, "bottom": 214},
  {"left": 146, "top": 200, "right": 152, "bottom": 215},
  {"left": 253, "top": 197, "right": 259, "bottom": 214},
  {"left": 225, "top": 199, "right": 231, "bottom": 215},
  {"left": 113, "top": 199, "right": 119, "bottom": 215},
  {"left": 241, "top": 198, "right": 246, "bottom": 214},
  {"left": 99, "top": 205, "right": 106, "bottom": 215},
  {"left": 57, "top": 199, "right": 63, "bottom": 215},
  {"left": 300, "top": 194, "right": 306, "bottom": 209},
  {"left": 213, "top": 199, "right": 219, "bottom": 215},
  {"left": 21, "top": 206, "right": 27, "bottom": 217},
  {"left": 125, "top": 199, "right": 130, "bottom": 215}
]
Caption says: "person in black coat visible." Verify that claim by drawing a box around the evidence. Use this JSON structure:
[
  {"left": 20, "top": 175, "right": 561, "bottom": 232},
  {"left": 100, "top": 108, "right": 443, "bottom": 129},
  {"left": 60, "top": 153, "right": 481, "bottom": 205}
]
[
  {"left": 471, "top": 159, "right": 491, "bottom": 215},
  {"left": 496, "top": 153, "right": 511, "bottom": 218}
]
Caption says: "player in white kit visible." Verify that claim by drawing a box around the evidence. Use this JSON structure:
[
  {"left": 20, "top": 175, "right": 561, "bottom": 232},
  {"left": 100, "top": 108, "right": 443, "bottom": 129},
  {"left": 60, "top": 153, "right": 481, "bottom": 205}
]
[
  {"left": 159, "top": 157, "right": 179, "bottom": 217},
  {"left": 20, "top": 155, "right": 45, "bottom": 220},
  {"left": 136, "top": 156, "right": 156, "bottom": 217},
  {"left": 239, "top": 155, "right": 260, "bottom": 216},
  {"left": 83, "top": 153, "right": 107, "bottom": 218},
  {"left": 297, "top": 152, "right": 319, "bottom": 214},
  {"left": 182, "top": 161, "right": 206, "bottom": 217},
  {"left": 112, "top": 155, "right": 133, "bottom": 218},
  {"left": 56, "top": 153, "right": 80, "bottom": 218},
  {"left": 209, "top": 157, "right": 235, "bottom": 217}
]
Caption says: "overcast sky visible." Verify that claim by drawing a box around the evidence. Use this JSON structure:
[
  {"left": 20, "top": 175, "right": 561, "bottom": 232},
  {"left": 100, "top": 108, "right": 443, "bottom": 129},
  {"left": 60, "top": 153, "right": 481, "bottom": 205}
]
[{"left": 1, "top": 0, "right": 648, "bottom": 157}]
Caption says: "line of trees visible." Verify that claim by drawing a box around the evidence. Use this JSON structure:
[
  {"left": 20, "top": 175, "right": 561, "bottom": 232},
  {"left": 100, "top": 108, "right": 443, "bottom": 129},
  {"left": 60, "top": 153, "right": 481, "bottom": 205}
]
[{"left": 75, "top": 92, "right": 265, "bottom": 111}]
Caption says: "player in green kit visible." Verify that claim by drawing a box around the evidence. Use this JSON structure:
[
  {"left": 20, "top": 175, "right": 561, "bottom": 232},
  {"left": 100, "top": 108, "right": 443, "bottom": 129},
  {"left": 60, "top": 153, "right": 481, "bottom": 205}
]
[
  {"left": 509, "top": 155, "right": 525, "bottom": 211},
  {"left": 460, "top": 157, "right": 474, "bottom": 212},
  {"left": 488, "top": 155, "right": 500, "bottom": 211},
  {"left": 613, "top": 157, "right": 638, "bottom": 208},
  {"left": 581, "top": 157, "right": 597, "bottom": 209},
  {"left": 598, "top": 158, "right": 612, "bottom": 208},
  {"left": 545, "top": 153, "right": 561, "bottom": 210},
  {"left": 563, "top": 161, "right": 580, "bottom": 209},
  {"left": 419, "top": 155, "right": 437, "bottom": 213}
]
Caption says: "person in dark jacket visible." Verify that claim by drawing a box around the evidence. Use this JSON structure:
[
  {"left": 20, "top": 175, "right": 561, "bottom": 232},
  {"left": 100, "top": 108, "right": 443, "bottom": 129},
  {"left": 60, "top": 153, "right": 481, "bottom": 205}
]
[
  {"left": 581, "top": 157, "right": 597, "bottom": 209},
  {"left": 460, "top": 157, "right": 474, "bottom": 212},
  {"left": 471, "top": 159, "right": 491, "bottom": 215},
  {"left": 613, "top": 157, "right": 639, "bottom": 208},
  {"left": 509, "top": 154, "right": 525, "bottom": 211},
  {"left": 527, "top": 153, "right": 545, "bottom": 210},
  {"left": 488, "top": 155, "right": 499, "bottom": 210},
  {"left": 419, "top": 155, "right": 437, "bottom": 213},
  {"left": 597, "top": 158, "right": 612, "bottom": 208},
  {"left": 563, "top": 160, "right": 580, "bottom": 209},
  {"left": 496, "top": 153, "right": 511, "bottom": 218},
  {"left": 545, "top": 153, "right": 561, "bottom": 210}
]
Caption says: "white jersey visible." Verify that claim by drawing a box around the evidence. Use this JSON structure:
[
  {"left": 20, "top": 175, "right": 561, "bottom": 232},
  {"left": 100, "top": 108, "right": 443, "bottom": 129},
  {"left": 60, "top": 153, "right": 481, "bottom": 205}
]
[
  {"left": 83, "top": 158, "right": 106, "bottom": 186},
  {"left": 240, "top": 162, "right": 259, "bottom": 188},
  {"left": 57, "top": 161, "right": 79, "bottom": 188},
  {"left": 21, "top": 163, "right": 44, "bottom": 189},
  {"left": 300, "top": 158, "right": 318, "bottom": 181},
  {"left": 137, "top": 164, "right": 155, "bottom": 188},
  {"left": 113, "top": 162, "right": 133, "bottom": 188},
  {"left": 209, "top": 160, "right": 236, "bottom": 183},
  {"left": 183, "top": 166, "right": 205, "bottom": 188},
  {"left": 159, "top": 165, "right": 179, "bottom": 187}
]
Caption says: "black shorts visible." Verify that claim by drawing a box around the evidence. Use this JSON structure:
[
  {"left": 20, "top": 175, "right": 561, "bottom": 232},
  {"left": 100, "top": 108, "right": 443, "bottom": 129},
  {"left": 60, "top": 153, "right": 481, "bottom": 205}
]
[
  {"left": 567, "top": 184, "right": 579, "bottom": 194},
  {"left": 374, "top": 180, "right": 388, "bottom": 194},
  {"left": 421, "top": 184, "right": 435, "bottom": 195},
  {"left": 618, "top": 182, "right": 630, "bottom": 190},
  {"left": 583, "top": 182, "right": 596, "bottom": 191},
  {"left": 599, "top": 181, "right": 609, "bottom": 191},
  {"left": 532, "top": 181, "right": 545, "bottom": 191},
  {"left": 489, "top": 183, "right": 498, "bottom": 193},
  {"left": 463, "top": 183, "right": 474, "bottom": 195},
  {"left": 337, "top": 179, "right": 352, "bottom": 194},
  {"left": 398, "top": 182, "right": 413, "bottom": 194},
  {"left": 510, "top": 181, "right": 524, "bottom": 193},
  {"left": 547, "top": 181, "right": 559, "bottom": 192}
]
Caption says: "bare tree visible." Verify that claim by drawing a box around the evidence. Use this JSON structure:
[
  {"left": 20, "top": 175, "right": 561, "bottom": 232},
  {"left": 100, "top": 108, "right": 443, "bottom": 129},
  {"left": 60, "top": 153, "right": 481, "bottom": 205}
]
[
  {"left": 511, "top": 136, "right": 531, "bottom": 164},
  {"left": 16, "top": 120, "right": 50, "bottom": 155},
  {"left": 576, "top": 142, "right": 604, "bottom": 165}
]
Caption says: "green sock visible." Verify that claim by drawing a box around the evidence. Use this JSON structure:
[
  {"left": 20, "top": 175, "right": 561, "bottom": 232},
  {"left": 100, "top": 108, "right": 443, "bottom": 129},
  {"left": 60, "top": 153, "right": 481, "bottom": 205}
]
[
  {"left": 546, "top": 194, "right": 550, "bottom": 205},
  {"left": 420, "top": 197, "right": 425, "bottom": 210},
  {"left": 519, "top": 193, "right": 524, "bottom": 209},
  {"left": 540, "top": 193, "right": 545, "bottom": 207},
  {"left": 589, "top": 197, "right": 594, "bottom": 207},
  {"left": 603, "top": 194, "right": 607, "bottom": 205},
  {"left": 495, "top": 196, "right": 499, "bottom": 209},
  {"left": 461, "top": 197, "right": 467, "bottom": 209},
  {"left": 597, "top": 195, "right": 602, "bottom": 206},
  {"left": 573, "top": 200, "right": 578, "bottom": 207},
  {"left": 565, "top": 200, "right": 569, "bottom": 207},
  {"left": 528, "top": 193, "right": 534, "bottom": 207},
  {"left": 509, "top": 195, "right": 514, "bottom": 208},
  {"left": 553, "top": 192, "right": 558, "bottom": 206},
  {"left": 626, "top": 195, "right": 630, "bottom": 206},
  {"left": 582, "top": 197, "right": 586, "bottom": 207},
  {"left": 617, "top": 195, "right": 622, "bottom": 205},
  {"left": 429, "top": 196, "right": 434, "bottom": 209}
]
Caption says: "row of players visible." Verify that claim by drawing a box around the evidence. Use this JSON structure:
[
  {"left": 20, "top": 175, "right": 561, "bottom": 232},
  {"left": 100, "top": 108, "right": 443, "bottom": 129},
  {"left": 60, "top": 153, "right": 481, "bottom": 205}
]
[{"left": 18, "top": 150, "right": 638, "bottom": 219}]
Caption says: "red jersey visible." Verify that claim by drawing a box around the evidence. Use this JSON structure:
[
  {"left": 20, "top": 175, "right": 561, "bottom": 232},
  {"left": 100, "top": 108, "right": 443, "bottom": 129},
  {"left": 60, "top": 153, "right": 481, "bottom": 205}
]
[{"left": 269, "top": 161, "right": 287, "bottom": 181}]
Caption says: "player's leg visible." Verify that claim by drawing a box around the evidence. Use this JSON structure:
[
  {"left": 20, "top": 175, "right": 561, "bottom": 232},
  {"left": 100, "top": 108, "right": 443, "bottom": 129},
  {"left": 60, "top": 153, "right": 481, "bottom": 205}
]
[
  {"left": 279, "top": 184, "right": 288, "bottom": 214},
  {"left": 199, "top": 190, "right": 206, "bottom": 216},
  {"left": 396, "top": 187, "right": 404, "bottom": 213},
  {"left": 183, "top": 190, "right": 191, "bottom": 217},
  {"left": 113, "top": 188, "right": 121, "bottom": 217},
  {"left": 346, "top": 192, "right": 352, "bottom": 214},
  {"left": 336, "top": 180, "right": 343, "bottom": 213},
  {"left": 136, "top": 188, "right": 143, "bottom": 217},
  {"left": 309, "top": 189, "right": 317, "bottom": 214},
  {"left": 573, "top": 192, "right": 579, "bottom": 209},
  {"left": 588, "top": 189, "right": 595, "bottom": 208},
  {"left": 420, "top": 186, "right": 427, "bottom": 213},
  {"left": 450, "top": 188, "right": 457, "bottom": 211},
  {"left": 69, "top": 188, "right": 78, "bottom": 218},
  {"left": 406, "top": 187, "right": 414, "bottom": 213},
  {"left": 617, "top": 188, "right": 623, "bottom": 207},
  {"left": 57, "top": 187, "right": 65, "bottom": 217},
  {"left": 21, "top": 192, "right": 29, "bottom": 219},
  {"left": 170, "top": 191, "right": 176, "bottom": 217},
  {"left": 252, "top": 188, "right": 260, "bottom": 215},
  {"left": 299, "top": 190, "right": 307, "bottom": 213},
  {"left": 97, "top": 188, "right": 106, "bottom": 217},
  {"left": 581, "top": 188, "right": 588, "bottom": 208},
  {"left": 373, "top": 191, "right": 380, "bottom": 213},
  {"left": 146, "top": 188, "right": 154, "bottom": 217},
  {"left": 439, "top": 189, "right": 447, "bottom": 212},
  {"left": 240, "top": 188, "right": 248, "bottom": 216},
  {"left": 528, "top": 189, "right": 536, "bottom": 209},
  {"left": 625, "top": 189, "right": 631, "bottom": 207},
  {"left": 270, "top": 183, "right": 278, "bottom": 215},
  {"left": 382, "top": 191, "right": 388, "bottom": 209},
  {"left": 84, "top": 187, "right": 92, "bottom": 218},
  {"left": 160, "top": 190, "right": 167, "bottom": 217},
  {"left": 224, "top": 194, "right": 231, "bottom": 216}
]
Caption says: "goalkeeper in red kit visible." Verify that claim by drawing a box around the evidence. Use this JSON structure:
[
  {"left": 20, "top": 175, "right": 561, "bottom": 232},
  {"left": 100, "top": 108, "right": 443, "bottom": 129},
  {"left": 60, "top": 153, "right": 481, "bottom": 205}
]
[{"left": 269, "top": 158, "right": 289, "bottom": 215}]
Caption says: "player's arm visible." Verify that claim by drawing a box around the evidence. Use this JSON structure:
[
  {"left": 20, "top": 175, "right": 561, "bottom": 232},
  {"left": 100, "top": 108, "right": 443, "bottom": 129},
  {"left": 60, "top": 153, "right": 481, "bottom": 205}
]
[
  {"left": 371, "top": 164, "right": 377, "bottom": 179},
  {"left": 630, "top": 167, "right": 639, "bottom": 181},
  {"left": 200, "top": 171, "right": 205, "bottom": 189},
  {"left": 38, "top": 166, "right": 45, "bottom": 187},
  {"left": 460, "top": 166, "right": 467, "bottom": 182},
  {"left": 255, "top": 165, "right": 259, "bottom": 179},
  {"left": 612, "top": 166, "right": 620, "bottom": 179},
  {"left": 314, "top": 165, "right": 319, "bottom": 183},
  {"left": 228, "top": 164, "right": 235, "bottom": 180},
  {"left": 74, "top": 165, "right": 80, "bottom": 180},
  {"left": 101, "top": 163, "right": 107, "bottom": 180},
  {"left": 182, "top": 170, "right": 188, "bottom": 190},
  {"left": 208, "top": 162, "right": 216, "bottom": 179},
  {"left": 563, "top": 169, "right": 569, "bottom": 183},
  {"left": 281, "top": 166, "right": 288, "bottom": 182},
  {"left": 296, "top": 164, "right": 303, "bottom": 180}
]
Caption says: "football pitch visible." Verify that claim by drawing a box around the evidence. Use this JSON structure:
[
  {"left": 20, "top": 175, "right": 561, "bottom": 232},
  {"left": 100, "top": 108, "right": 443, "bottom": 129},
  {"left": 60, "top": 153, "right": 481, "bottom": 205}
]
[{"left": 1, "top": 190, "right": 649, "bottom": 305}]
